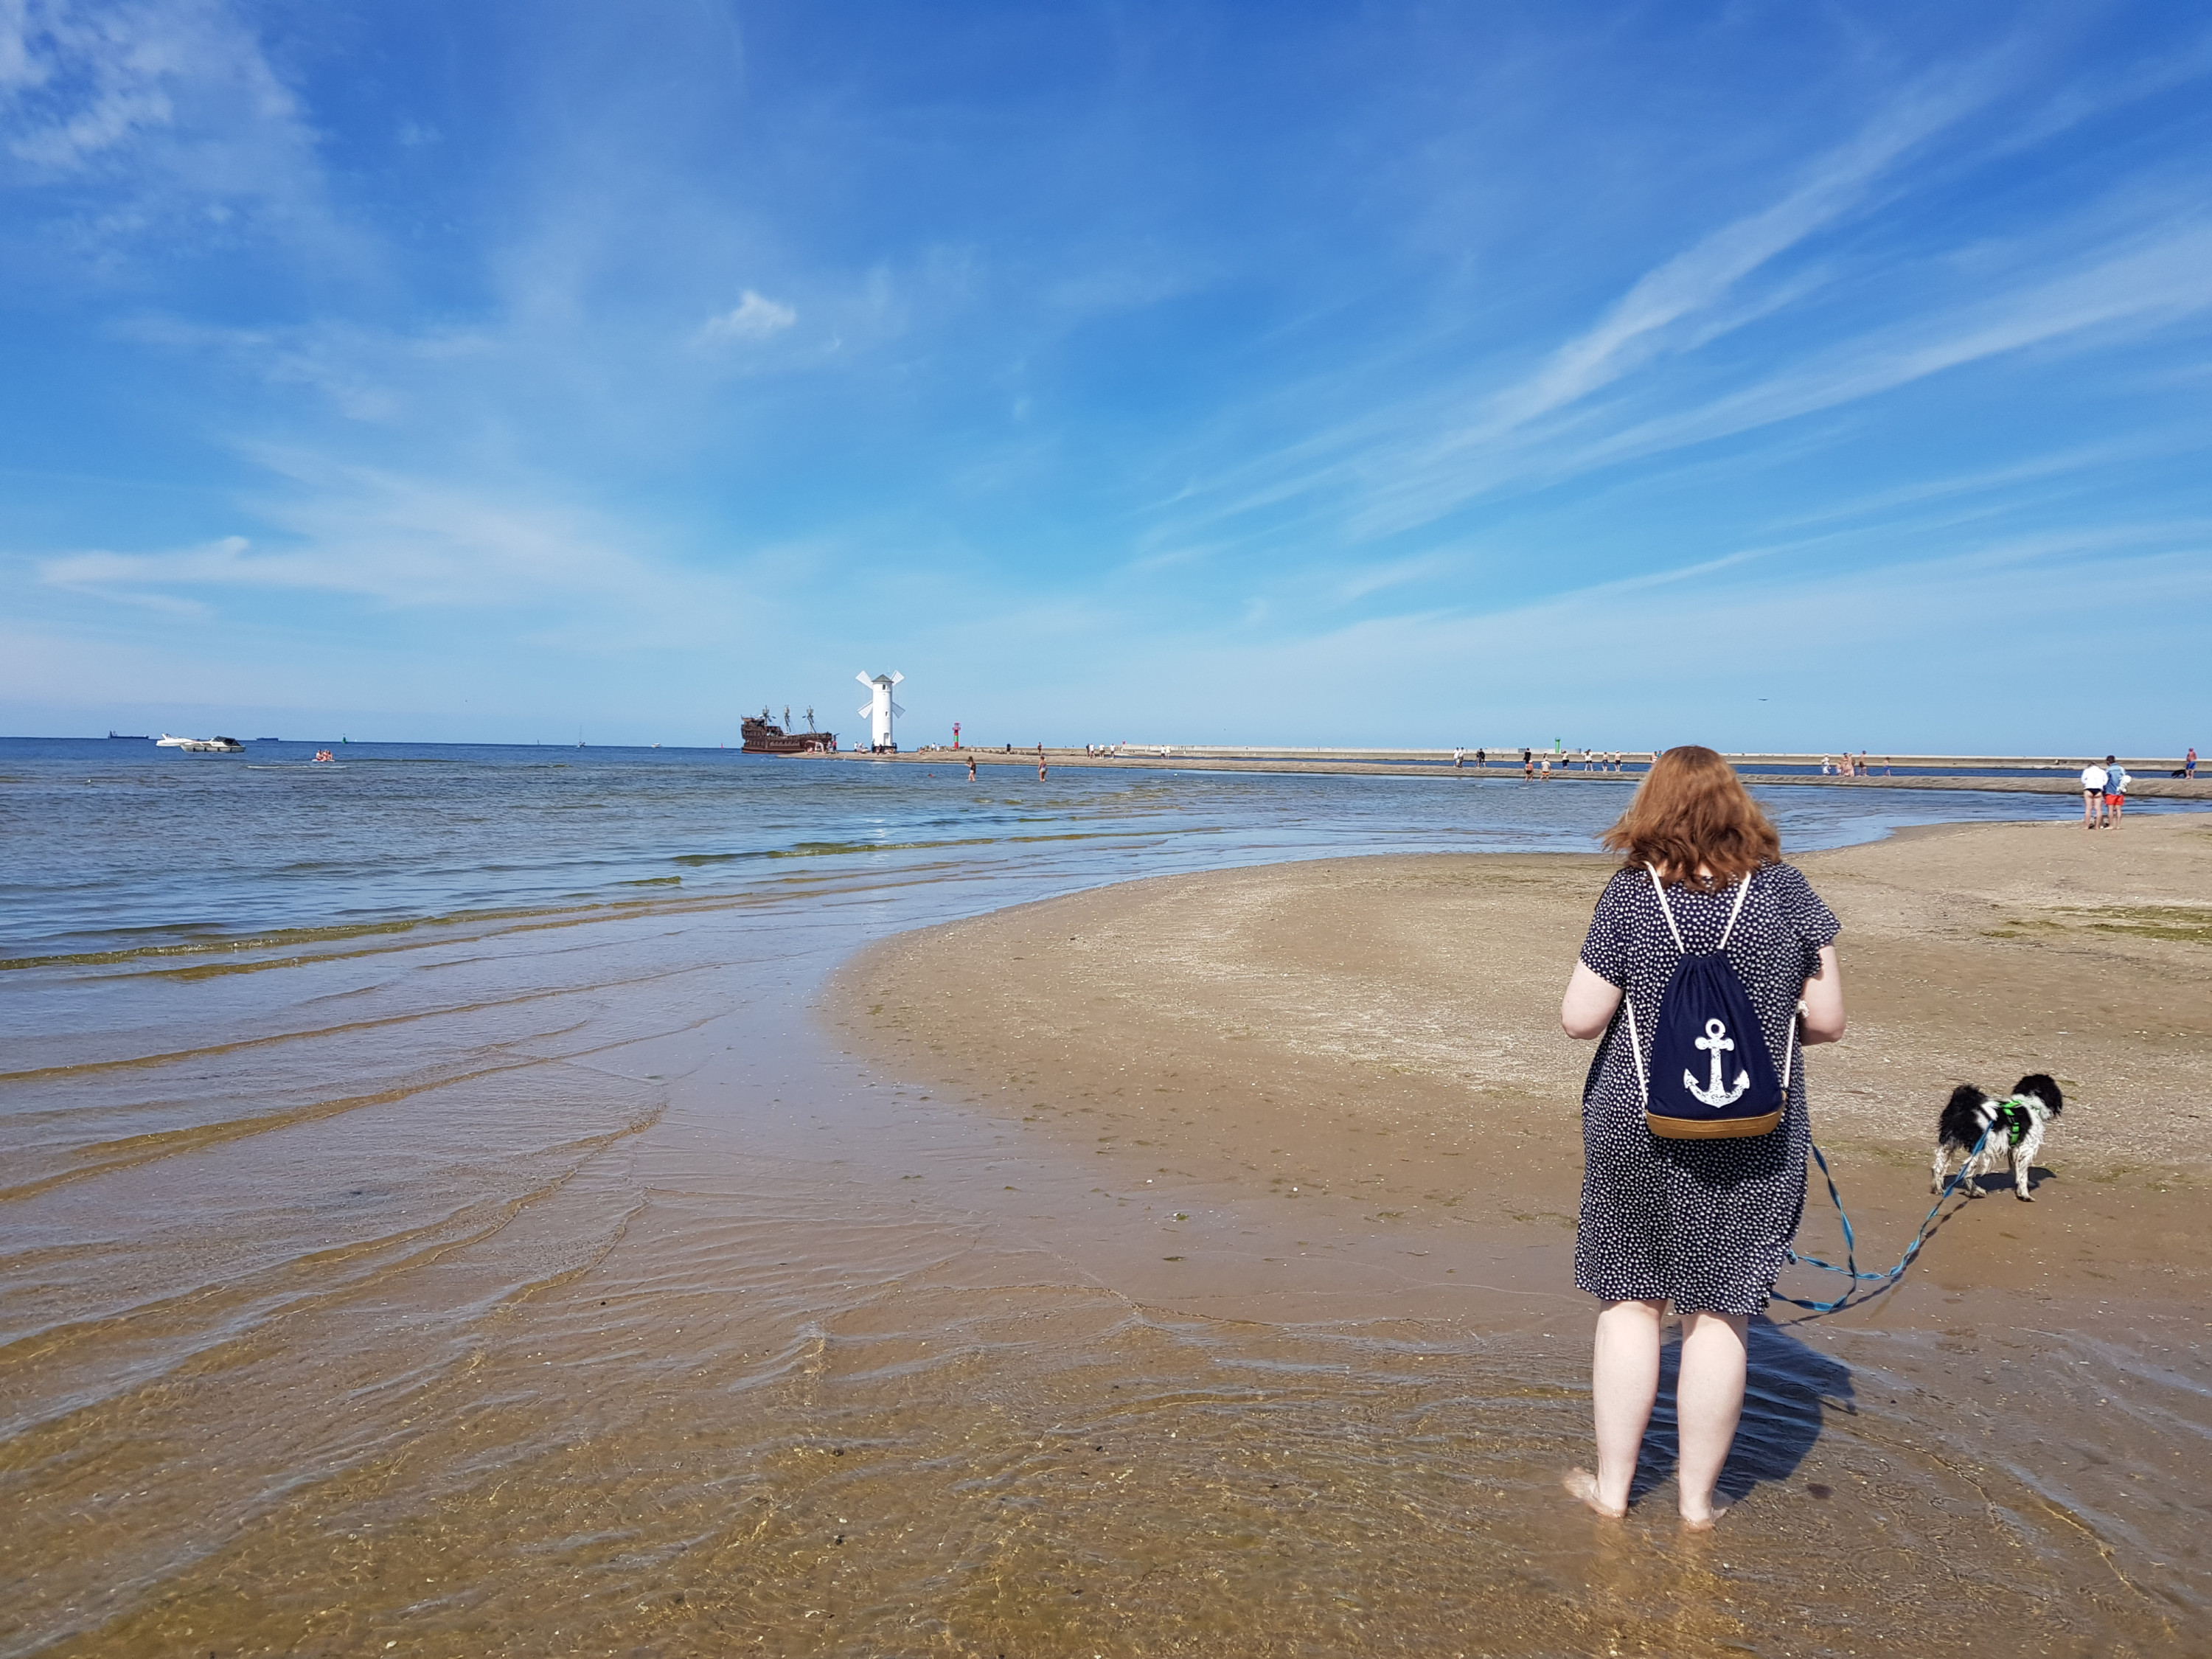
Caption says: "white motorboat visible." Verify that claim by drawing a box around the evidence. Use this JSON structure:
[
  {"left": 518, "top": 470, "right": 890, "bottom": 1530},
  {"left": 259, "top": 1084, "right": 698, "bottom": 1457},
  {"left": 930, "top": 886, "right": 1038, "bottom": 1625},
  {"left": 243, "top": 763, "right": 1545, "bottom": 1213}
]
[{"left": 156, "top": 734, "right": 246, "bottom": 753}]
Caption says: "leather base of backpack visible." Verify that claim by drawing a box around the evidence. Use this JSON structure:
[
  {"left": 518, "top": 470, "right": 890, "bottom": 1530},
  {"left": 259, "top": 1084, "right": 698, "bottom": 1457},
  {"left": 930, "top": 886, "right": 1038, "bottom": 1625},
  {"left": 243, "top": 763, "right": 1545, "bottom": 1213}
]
[{"left": 1646, "top": 1107, "right": 1783, "bottom": 1140}]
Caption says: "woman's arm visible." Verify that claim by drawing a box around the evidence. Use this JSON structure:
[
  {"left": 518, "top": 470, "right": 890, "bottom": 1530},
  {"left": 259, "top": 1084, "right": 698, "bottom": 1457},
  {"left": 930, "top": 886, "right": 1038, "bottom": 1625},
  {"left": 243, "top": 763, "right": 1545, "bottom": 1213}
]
[
  {"left": 1800, "top": 944, "right": 1845, "bottom": 1044},
  {"left": 1560, "top": 960, "right": 1624, "bottom": 1040}
]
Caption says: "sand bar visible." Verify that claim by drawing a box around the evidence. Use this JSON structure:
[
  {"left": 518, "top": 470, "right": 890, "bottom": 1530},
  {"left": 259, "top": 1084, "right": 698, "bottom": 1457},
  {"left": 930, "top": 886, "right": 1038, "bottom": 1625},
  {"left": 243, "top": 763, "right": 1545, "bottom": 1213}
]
[
  {"left": 829, "top": 813, "right": 2212, "bottom": 1642},
  {"left": 838, "top": 813, "right": 2212, "bottom": 1192}
]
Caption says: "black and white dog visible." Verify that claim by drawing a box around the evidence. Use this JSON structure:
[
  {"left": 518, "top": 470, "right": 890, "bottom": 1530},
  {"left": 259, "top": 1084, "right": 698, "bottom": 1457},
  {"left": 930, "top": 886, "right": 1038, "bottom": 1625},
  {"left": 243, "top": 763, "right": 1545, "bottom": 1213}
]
[{"left": 1931, "top": 1074, "right": 2064, "bottom": 1200}]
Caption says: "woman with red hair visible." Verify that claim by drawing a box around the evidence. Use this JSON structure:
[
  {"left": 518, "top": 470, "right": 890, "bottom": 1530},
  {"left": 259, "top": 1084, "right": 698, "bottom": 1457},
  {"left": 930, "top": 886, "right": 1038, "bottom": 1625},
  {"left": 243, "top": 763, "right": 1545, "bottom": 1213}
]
[{"left": 1558, "top": 745, "right": 1847, "bottom": 1528}]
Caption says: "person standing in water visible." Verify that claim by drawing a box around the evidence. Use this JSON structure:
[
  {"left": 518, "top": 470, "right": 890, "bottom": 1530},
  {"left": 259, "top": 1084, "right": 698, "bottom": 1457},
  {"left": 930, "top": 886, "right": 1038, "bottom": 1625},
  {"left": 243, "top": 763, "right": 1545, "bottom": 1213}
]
[
  {"left": 1557, "top": 746, "right": 1846, "bottom": 1528},
  {"left": 967, "top": 755, "right": 977, "bottom": 782}
]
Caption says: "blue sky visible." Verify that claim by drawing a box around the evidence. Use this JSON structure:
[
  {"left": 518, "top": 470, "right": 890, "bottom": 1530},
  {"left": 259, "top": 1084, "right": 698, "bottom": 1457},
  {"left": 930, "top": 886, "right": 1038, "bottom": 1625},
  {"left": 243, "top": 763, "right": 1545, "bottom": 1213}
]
[{"left": 1, "top": 1, "right": 2208, "bottom": 751}]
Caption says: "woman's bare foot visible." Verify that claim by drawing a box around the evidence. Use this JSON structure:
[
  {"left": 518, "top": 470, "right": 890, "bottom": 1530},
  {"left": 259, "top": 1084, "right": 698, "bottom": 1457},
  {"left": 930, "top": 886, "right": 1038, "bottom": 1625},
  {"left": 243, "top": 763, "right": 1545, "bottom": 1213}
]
[
  {"left": 1562, "top": 1467, "right": 1627, "bottom": 1518},
  {"left": 1679, "top": 1498, "right": 1731, "bottom": 1532}
]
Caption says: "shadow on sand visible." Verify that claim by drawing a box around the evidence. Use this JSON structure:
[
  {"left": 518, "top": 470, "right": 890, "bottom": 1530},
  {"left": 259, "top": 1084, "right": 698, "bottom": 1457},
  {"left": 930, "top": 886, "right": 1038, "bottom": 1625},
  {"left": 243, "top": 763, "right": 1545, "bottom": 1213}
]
[
  {"left": 1630, "top": 1318, "right": 1855, "bottom": 1505},
  {"left": 1950, "top": 1166, "right": 2056, "bottom": 1197}
]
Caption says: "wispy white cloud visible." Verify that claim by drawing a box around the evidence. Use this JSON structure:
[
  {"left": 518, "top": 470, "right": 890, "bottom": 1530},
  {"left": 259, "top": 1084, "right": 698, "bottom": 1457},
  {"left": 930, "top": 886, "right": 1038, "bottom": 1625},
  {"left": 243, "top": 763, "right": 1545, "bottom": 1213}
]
[
  {"left": 1332, "top": 551, "right": 1460, "bottom": 603},
  {"left": 1140, "top": 47, "right": 2212, "bottom": 566},
  {"left": 1756, "top": 434, "right": 2197, "bottom": 535},
  {"left": 24, "top": 446, "right": 847, "bottom": 661},
  {"left": 1079, "top": 526, "right": 2212, "bottom": 749},
  {"left": 1543, "top": 218, "right": 2212, "bottom": 489},
  {"left": 695, "top": 288, "right": 796, "bottom": 344},
  {"left": 1, "top": 0, "right": 312, "bottom": 189},
  {"left": 1480, "top": 79, "right": 1986, "bottom": 436},
  {"left": 1147, "top": 74, "right": 2003, "bottom": 544},
  {"left": 36, "top": 472, "right": 670, "bottom": 615},
  {"left": 112, "top": 314, "right": 495, "bottom": 422}
]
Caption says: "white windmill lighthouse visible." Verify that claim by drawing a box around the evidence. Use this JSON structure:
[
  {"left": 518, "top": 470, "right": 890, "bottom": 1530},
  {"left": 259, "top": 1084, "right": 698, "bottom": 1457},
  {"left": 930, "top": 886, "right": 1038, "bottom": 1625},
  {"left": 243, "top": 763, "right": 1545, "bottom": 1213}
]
[{"left": 856, "top": 669, "right": 904, "bottom": 751}]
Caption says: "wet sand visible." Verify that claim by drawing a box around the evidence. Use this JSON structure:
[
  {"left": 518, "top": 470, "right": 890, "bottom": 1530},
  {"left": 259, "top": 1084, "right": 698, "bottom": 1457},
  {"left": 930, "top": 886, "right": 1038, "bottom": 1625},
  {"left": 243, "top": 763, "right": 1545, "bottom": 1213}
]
[
  {"left": 832, "top": 815, "right": 2212, "bottom": 1648},
  {"left": 8, "top": 803, "right": 2209, "bottom": 1655}
]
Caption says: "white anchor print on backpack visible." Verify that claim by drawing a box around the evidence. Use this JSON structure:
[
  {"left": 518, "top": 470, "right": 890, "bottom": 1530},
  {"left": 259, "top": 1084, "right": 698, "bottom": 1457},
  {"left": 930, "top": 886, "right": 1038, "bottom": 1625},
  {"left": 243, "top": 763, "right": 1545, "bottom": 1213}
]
[
  {"left": 1686, "top": 1017, "right": 1750, "bottom": 1108},
  {"left": 1619, "top": 865, "right": 1791, "bottom": 1140}
]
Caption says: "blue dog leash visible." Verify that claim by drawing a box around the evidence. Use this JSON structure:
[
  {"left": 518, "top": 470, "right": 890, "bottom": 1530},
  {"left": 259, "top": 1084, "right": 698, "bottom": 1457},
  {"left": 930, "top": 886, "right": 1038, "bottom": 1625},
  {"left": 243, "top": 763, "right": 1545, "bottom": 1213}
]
[{"left": 1773, "top": 1127, "right": 1994, "bottom": 1314}]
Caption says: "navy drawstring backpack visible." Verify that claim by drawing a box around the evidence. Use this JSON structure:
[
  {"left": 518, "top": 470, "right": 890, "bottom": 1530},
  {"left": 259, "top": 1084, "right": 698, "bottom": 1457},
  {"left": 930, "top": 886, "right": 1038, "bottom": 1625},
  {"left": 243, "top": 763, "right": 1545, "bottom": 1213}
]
[{"left": 1620, "top": 864, "right": 1792, "bottom": 1139}]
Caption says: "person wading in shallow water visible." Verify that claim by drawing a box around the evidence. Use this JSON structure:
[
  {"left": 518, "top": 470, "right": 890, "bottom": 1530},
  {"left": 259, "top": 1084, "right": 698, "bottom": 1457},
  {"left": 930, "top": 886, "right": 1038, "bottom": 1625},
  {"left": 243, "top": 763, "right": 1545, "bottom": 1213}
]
[{"left": 1557, "top": 745, "right": 1847, "bottom": 1529}]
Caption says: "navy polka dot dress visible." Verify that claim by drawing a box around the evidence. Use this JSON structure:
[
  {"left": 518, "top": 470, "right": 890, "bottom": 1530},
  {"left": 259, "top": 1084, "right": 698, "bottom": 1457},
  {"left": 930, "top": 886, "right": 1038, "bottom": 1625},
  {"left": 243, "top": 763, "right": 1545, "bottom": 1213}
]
[{"left": 1574, "top": 863, "right": 1840, "bottom": 1316}]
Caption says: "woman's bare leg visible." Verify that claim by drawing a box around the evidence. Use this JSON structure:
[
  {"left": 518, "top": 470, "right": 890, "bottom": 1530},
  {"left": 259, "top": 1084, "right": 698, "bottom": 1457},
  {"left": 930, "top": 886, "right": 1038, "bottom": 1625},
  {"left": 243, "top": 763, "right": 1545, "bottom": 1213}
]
[
  {"left": 1565, "top": 1298, "right": 1664, "bottom": 1515},
  {"left": 1675, "top": 1310, "right": 1749, "bottom": 1528}
]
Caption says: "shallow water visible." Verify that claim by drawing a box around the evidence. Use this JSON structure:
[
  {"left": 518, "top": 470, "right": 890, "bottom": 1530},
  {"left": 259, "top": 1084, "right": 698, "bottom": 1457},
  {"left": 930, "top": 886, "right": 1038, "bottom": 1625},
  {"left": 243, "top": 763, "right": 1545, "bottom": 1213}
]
[{"left": 3, "top": 737, "right": 2205, "bottom": 1655}]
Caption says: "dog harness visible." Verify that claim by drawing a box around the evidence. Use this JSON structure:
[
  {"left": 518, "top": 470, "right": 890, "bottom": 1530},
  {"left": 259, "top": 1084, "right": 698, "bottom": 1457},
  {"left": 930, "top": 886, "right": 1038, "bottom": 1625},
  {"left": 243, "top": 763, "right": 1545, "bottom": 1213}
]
[{"left": 1992, "top": 1093, "right": 2050, "bottom": 1148}]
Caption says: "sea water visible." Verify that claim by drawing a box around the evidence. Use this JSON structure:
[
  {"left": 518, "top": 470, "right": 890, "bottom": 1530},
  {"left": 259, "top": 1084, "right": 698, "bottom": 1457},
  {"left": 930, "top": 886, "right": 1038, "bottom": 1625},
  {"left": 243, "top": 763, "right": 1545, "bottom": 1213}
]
[
  {"left": 2, "top": 737, "right": 2202, "bottom": 1655},
  {"left": 4, "top": 736, "right": 2175, "bottom": 964}
]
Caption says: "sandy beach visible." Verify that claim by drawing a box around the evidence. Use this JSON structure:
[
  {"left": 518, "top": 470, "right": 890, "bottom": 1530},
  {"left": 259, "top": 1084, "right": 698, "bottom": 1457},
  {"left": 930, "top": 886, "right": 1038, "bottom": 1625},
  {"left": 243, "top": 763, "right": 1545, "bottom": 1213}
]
[
  {"left": 10, "top": 758, "right": 2208, "bottom": 1656},
  {"left": 837, "top": 813, "right": 2212, "bottom": 1234},
  {"left": 830, "top": 813, "right": 2212, "bottom": 1646}
]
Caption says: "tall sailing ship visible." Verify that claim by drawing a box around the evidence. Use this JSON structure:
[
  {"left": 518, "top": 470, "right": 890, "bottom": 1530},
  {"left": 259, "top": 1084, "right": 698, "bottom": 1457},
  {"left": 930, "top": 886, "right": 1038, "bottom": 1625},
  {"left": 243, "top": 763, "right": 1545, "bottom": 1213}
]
[{"left": 740, "top": 708, "right": 836, "bottom": 755}]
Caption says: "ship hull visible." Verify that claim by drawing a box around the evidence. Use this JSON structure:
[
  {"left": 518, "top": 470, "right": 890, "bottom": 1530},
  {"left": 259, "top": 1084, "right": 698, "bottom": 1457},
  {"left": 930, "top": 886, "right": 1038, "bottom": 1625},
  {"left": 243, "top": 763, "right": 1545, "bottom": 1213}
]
[{"left": 740, "top": 719, "right": 836, "bottom": 755}]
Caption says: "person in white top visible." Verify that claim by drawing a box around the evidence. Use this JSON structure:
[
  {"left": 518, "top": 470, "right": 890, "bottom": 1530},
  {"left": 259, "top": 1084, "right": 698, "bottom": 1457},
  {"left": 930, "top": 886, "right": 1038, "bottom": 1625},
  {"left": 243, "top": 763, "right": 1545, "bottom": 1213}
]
[{"left": 2081, "top": 759, "right": 2107, "bottom": 828}]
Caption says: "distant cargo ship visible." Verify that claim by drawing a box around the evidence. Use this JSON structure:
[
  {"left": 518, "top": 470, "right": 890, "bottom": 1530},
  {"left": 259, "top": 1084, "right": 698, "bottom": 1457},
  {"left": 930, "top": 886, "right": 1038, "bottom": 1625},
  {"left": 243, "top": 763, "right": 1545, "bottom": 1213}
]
[
  {"left": 740, "top": 712, "right": 836, "bottom": 755},
  {"left": 109, "top": 731, "right": 150, "bottom": 740}
]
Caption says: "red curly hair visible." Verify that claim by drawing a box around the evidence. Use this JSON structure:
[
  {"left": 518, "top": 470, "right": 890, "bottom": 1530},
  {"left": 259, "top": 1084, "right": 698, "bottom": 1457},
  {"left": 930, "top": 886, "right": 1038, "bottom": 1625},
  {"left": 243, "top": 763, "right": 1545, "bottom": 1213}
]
[{"left": 1601, "top": 745, "right": 1780, "bottom": 888}]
